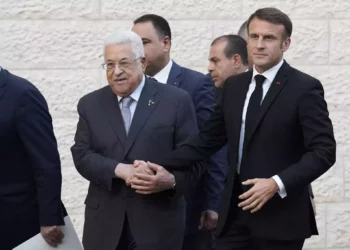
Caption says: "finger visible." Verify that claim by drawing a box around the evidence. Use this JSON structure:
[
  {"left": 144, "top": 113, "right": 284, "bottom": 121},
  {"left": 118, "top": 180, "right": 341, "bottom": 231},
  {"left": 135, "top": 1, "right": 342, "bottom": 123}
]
[
  {"left": 211, "top": 219, "right": 218, "bottom": 230},
  {"left": 251, "top": 200, "right": 266, "bottom": 213},
  {"left": 49, "top": 229, "right": 62, "bottom": 244},
  {"left": 199, "top": 214, "right": 205, "bottom": 230},
  {"left": 238, "top": 188, "right": 255, "bottom": 200},
  {"left": 130, "top": 178, "right": 152, "bottom": 186},
  {"left": 44, "top": 238, "right": 58, "bottom": 247},
  {"left": 204, "top": 218, "right": 212, "bottom": 230},
  {"left": 43, "top": 233, "right": 59, "bottom": 247},
  {"left": 238, "top": 195, "right": 255, "bottom": 208},
  {"left": 134, "top": 173, "right": 154, "bottom": 181},
  {"left": 242, "top": 178, "right": 259, "bottom": 186},
  {"left": 135, "top": 190, "right": 154, "bottom": 194},
  {"left": 56, "top": 228, "right": 65, "bottom": 240},
  {"left": 131, "top": 184, "right": 152, "bottom": 191},
  {"left": 207, "top": 219, "right": 215, "bottom": 230},
  {"left": 147, "top": 161, "right": 161, "bottom": 172},
  {"left": 240, "top": 197, "right": 260, "bottom": 211},
  {"left": 48, "top": 227, "right": 60, "bottom": 240},
  {"left": 143, "top": 168, "right": 155, "bottom": 175},
  {"left": 133, "top": 160, "right": 140, "bottom": 168}
]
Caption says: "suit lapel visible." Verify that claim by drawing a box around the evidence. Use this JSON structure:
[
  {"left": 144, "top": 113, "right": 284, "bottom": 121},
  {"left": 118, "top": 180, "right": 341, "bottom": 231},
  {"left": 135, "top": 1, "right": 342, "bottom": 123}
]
[
  {"left": 244, "top": 61, "right": 291, "bottom": 146},
  {"left": 229, "top": 71, "right": 252, "bottom": 150},
  {"left": 101, "top": 87, "right": 127, "bottom": 146},
  {"left": 123, "top": 79, "right": 159, "bottom": 157},
  {"left": 0, "top": 68, "right": 8, "bottom": 100},
  {"left": 166, "top": 61, "right": 182, "bottom": 88}
]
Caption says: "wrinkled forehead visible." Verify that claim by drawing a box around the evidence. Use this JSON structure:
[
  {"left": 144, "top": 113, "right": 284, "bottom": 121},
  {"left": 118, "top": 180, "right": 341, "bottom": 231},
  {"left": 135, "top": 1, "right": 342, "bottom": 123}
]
[
  {"left": 248, "top": 18, "right": 285, "bottom": 37},
  {"left": 104, "top": 43, "right": 134, "bottom": 61}
]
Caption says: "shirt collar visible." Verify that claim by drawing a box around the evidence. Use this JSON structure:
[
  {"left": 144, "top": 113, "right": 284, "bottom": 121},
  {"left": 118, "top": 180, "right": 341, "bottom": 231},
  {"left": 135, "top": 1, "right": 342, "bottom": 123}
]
[
  {"left": 152, "top": 59, "right": 173, "bottom": 83},
  {"left": 252, "top": 59, "right": 284, "bottom": 83},
  {"left": 117, "top": 74, "right": 145, "bottom": 102}
]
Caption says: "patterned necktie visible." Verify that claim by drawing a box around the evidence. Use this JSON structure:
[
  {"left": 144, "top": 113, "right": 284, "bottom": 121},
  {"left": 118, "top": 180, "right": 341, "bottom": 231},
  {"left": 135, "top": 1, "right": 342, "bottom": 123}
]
[{"left": 120, "top": 96, "right": 134, "bottom": 135}]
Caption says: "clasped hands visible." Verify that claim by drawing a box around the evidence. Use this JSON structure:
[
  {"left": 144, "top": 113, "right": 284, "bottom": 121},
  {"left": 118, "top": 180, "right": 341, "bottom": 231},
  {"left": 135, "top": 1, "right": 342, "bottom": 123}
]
[
  {"left": 115, "top": 160, "right": 175, "bottom": 194},
  {"left": 115, "top": 162, "right": 280, "bottom": 213}
]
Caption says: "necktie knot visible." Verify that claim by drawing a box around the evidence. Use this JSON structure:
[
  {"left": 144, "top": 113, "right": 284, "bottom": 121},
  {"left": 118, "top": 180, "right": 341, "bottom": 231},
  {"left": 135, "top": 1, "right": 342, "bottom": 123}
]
[
  {"left": 254, "top": 74, "right": 266, "bottom": 88},
  {"left": 121, "top": 96, "right": 133, "bottom": 108}
]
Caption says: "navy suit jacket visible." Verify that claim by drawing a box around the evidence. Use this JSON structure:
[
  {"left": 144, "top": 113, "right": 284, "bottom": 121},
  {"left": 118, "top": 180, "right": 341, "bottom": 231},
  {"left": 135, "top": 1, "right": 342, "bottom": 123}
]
[
  {"left": 0, "top": 69, "right": 64, "bottom": 249},
  {"left": 167, "top": 62, "right": 227, "bottom": 233}
]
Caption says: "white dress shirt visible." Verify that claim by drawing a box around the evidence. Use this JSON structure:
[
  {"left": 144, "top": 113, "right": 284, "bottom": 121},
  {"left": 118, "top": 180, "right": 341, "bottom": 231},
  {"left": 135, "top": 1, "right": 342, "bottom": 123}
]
[
  {"left": 116, "top": 74, "right": 145, "bottom": 120},
  {"left": 151, "top": 60, "right": 173, "bottom": 84},
  {"left": 237, "top": 59, "right": 287, "bottom": 198}
]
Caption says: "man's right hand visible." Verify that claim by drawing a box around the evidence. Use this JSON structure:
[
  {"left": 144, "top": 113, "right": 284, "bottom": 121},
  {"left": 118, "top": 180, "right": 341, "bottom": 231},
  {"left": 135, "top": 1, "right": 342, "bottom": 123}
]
[
  {"left": 114, "top": 163, "right": 135, "bottom": 181},
  {"left": 41, "top": 226, "right": 64, "bottom": 247}
]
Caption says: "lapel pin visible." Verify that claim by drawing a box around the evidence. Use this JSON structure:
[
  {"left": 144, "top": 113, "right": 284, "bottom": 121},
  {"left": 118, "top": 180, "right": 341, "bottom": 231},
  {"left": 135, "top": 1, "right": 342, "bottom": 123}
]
[
  {"left": 276, "top": 81, "right": 280, "bottom": 85},
  {"left": 148, "top": 100, "right": 155, "bottom": 106},
  {"left": 174, "top": 82, "right": 177, "bottom": 85}
]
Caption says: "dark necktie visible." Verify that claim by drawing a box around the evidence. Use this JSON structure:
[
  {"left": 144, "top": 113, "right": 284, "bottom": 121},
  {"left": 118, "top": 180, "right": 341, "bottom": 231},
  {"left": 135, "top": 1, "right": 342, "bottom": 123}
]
[
  {"left": 244, "top": 74, "right": 266, "bottom": 143},
  {"left": 240, "top": 74, "right": 266, "bottom": 181}
]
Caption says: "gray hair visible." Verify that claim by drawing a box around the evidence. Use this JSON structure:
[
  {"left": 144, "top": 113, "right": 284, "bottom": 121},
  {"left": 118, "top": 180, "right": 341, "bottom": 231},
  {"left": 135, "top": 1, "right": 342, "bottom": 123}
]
[{"left": 104, "top": 30, "right": 144, "bottom": 58}]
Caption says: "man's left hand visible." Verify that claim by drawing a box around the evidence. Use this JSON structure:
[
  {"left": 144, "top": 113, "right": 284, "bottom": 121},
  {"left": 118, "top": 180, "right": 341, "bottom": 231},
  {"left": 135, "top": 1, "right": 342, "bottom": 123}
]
[
  {"left": 238, "top": 178, "right": 279, "bottom": 213},
  {"left": 199, "top": 210, "right": 218, "bottom": 230},
  {"left": 130, "top": 162, "right": 175, "bottom": 194}
]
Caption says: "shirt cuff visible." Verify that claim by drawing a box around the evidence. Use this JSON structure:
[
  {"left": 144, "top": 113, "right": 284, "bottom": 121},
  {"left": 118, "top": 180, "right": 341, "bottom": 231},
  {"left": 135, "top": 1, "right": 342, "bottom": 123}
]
[{"left": 272, "top": 175, "right": 287, "bottom": 199}]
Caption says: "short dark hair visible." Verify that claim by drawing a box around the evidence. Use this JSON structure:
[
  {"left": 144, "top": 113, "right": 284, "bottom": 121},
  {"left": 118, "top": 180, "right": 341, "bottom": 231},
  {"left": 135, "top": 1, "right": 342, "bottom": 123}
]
[
  {"left": 211, "top": 35, "right": 248, "bottom": 65},
  {"left": 237, "top": 20, "right": 248, "bottom": 39},
  {"left": 247, "top": 8, "right": 293, "bottom": 39},
  {"left": 134, "top": 14, "right": 172, "bottom": 41}
]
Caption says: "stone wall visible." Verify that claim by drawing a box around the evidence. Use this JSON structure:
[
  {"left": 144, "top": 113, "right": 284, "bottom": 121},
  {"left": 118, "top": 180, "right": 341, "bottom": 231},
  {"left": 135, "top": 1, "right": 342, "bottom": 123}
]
[{"left": 1, "top": 1, "right": 349, "bottom": 249}]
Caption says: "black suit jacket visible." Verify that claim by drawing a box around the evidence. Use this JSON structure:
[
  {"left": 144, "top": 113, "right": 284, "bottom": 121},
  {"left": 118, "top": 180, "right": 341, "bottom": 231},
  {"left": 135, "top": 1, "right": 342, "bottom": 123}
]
[
  {"left": 71, "top": 78, "right": 198, "bottom": 250},
  {"left": 0, "top": 69, "right": 64, "bottom": 250},
  {"left": 157, "top": 61, "right": 336, "bottom": 240},
  {"left": 167, "top": 62, "right": 227, "bottom": 233}
]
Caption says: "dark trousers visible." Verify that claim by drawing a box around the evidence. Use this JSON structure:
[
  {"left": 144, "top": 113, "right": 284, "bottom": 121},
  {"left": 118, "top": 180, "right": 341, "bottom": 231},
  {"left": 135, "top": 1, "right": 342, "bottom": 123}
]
[
  {"left": 183, "top": 230, "right": 215, "bottom": 250},
  {"left": 215, "top": 176, "right": 305, "bottom": 250},
  {"left": 116, "top": 215, "right": 136, "bottom": 250}
]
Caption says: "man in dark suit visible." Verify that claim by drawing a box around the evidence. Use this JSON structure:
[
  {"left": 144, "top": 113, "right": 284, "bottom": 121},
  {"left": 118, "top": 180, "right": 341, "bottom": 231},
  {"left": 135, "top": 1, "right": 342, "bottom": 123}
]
[
  {"left": 207, "top": 35, "right": 248, "bottom": 242},
  {"left": 70, "top": 30, "right": 198, "bottom": 250},
  {"left": 237, "top": 21, "right": 317, "bottom": 213},
  {"left": 208, "top": 35, "right": 249, "bottom": 98},
  {"left": 0, "top": 67, "right": 65, "bottom": 250},
  {"left": 131, "top": 14, "right": 227, "bottom": 250},
  {"left": 132, "top": 8, "right": 336, "bottom": 250}
]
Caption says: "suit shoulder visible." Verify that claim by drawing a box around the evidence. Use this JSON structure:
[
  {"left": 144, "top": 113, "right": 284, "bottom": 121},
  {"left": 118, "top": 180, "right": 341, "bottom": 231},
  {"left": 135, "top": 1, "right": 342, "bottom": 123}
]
[
  {"left": 223, "top": 70, "right": 251, "bottom": 90},
  {"left": 7, "top": 72, "right": 42, "bottom": 96},
  {"left": 78, "top": 85, "right": 110, "bottom": 106},
  {"left": 155, "top": 81, "right": 189, "bottom": 97},
  {"left": 291, "top": 67, "right": 322, "bottom": 87},
  {"left": 154, "top": 82, "right": 192, "bottom": 105},
  {"left": 181, "top": 66, "right": 212, "bottom": 84}
]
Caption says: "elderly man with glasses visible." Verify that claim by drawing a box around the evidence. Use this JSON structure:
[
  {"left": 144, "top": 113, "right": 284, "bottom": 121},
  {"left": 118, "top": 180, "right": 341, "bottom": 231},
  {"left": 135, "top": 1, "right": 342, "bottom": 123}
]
[{"left": 71, "top": 30, "right": 200, "bottom": 250}]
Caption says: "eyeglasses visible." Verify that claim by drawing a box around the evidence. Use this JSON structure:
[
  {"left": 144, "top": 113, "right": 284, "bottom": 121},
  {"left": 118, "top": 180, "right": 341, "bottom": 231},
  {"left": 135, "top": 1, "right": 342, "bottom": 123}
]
[{"left": 102, "top": 57, "right": 142, "bottom": 71}]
